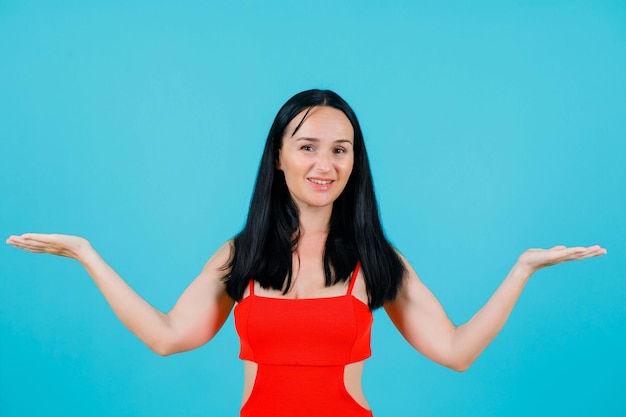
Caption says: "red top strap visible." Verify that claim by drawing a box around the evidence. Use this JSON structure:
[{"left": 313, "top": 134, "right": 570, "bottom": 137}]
[
  {"left": 346, "top": 261, "right": 361, "bottom": 295},
  {"left": 249, "top": 279, "right": 255, "bottom": 296}
]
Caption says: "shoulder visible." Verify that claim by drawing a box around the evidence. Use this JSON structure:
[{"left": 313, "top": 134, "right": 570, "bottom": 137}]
[
  {"left": 198, "top": 240, "right": 234, "bottom": 283},
  {"left": 209, "top": 240, "right": 233, "bottom": 262}
]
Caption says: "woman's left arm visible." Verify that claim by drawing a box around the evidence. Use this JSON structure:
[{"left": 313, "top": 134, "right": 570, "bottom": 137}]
[{"left": 384, "top": 245, "right": 606, "bottom": 372}]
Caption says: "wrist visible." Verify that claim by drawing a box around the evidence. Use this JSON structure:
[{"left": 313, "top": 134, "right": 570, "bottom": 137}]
[
  {"left": 75, "top": 238, "right": 95, "bottom": 264},
  {"left": 510, "top": 261, "right": 535, "bottom": 282}
]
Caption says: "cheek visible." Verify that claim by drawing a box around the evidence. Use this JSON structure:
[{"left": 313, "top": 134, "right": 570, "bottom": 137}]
[
  {"left": 340, "top": 157, "right": 355, "bottom": 176},
  {"left": 278, "top": 156, "right": 305, "bottom": 181}
]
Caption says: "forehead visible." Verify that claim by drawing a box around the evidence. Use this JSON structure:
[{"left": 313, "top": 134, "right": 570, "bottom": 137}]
[{"left": 285, "top": 106, "right": 354, "bottom": 141}]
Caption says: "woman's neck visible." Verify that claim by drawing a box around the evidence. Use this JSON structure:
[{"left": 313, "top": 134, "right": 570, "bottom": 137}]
[{"left": 297, "top": 205, "right": 332, "bottom": 236}]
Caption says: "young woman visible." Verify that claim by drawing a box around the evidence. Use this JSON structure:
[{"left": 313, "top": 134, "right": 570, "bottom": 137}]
[{"left": 6, "top": 89, "right": 606, "bottom": 417}]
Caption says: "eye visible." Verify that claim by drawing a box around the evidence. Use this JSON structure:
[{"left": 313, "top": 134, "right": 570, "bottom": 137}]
[
  {"left": 334, "top": 147, "right": 346, "bottom": 154},
  {"left": 301, "top": 144, "right": 314, "bottom": 152}
]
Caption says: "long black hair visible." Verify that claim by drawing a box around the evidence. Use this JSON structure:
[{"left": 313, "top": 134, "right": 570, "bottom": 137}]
[{"left": 224, "top": 89, "right": 405, "bottom": 309}]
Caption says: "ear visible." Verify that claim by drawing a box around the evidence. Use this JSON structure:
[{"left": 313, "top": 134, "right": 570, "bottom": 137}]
[{"left": 275, "top": 150, "right": 283, "bottom": 171}]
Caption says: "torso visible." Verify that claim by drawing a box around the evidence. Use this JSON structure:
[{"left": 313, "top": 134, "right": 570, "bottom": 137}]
[{"left": 234, "top": 250, "right": 373, "bottom": 417}]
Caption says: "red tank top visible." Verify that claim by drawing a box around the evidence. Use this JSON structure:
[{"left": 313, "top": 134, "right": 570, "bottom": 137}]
[{"left": 234, "top": 262, "right": 374, "bottom": 416}]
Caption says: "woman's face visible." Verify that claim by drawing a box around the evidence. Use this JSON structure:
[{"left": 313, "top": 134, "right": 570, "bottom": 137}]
[{"left": 277, "top": 106, "right": 355, "bottom": 211}]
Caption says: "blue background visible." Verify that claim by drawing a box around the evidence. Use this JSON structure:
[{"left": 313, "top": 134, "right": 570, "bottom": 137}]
[{"left": 1, "top": 1, "right": 624, "bottom": 416}]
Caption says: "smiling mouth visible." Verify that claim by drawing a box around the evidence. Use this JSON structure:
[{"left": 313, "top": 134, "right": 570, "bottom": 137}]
[{"left": 308, "top": 178, "right": 334, "bottom": 185}]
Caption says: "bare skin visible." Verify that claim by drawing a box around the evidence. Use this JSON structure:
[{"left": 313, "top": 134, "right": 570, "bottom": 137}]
[{"left": 5, "top": 105, "right": 608, "bottom": 409}]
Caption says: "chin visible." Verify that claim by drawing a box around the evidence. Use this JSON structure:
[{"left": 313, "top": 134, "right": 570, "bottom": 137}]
[{"left": 300, "top": 198, "right": 337, "bottom": 209}]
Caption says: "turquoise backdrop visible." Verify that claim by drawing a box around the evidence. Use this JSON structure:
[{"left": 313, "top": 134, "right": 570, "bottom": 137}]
[{"left": 1, "top": 1, "right": 624, "bottom": 416}]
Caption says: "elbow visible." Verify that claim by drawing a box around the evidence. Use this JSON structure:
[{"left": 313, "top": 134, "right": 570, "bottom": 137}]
[
  {"left": 450, "top": 361, "right": 472, "bottom": 372},
  {"left": 153, "top": 345, "right": 175, "bottom": 357},
  {"left": 429, "top": 354, "right": 473, "bottom": 372},
  {"left": 148, "top": 332, "right": 181, "bottom": 357},
  {"left": 446, "top": 357, "right": 476, "bottom": 372},
  {"left": 148, "top": 315, "right": 182, "bottom": 356},
  {"left": 442, "top": 353, "right": 475, "bottom": 372},
  {"left": 444, "top": 329, "right": 477, "bottom": 372},
  {"left": 150, "top": 341, "right": 176, "bottom": 357}
]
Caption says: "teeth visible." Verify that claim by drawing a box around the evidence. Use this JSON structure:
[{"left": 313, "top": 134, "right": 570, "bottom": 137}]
[{"left": 310, "top": 179, "right": 332, "bottom": 185}]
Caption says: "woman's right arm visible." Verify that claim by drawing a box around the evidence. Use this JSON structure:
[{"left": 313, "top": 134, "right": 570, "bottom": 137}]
[{"left": 6, "top": 233, "right": 235, "bottom": 356}]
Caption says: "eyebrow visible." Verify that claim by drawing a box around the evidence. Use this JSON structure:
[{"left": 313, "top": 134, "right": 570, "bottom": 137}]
[{"left": 294, "top": 137, "right": 354, "bottom": 145}]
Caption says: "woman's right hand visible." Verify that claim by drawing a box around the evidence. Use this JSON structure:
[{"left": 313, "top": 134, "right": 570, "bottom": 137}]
[
  {"left": 7, "top": 233, "right": 235, "bottom": 355},
  {"left": 6, "top": 233, "right": 92, "bottom": 261}
]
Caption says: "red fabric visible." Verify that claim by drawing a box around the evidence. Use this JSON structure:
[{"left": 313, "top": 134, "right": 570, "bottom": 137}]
[{"left": 234, "top": 262, "right": 374, "bottom": 416}]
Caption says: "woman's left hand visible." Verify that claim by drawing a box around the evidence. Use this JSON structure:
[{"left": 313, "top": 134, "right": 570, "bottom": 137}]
[{"left": 516, "top": 245, "right": 607, "bottom": 275}]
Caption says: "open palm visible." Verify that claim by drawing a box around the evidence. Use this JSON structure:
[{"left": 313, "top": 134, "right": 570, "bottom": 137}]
[
  {"left": 517, "top": 245, "right": 607, "bottom": 274},
  {"left": 6, "top": 233, "right": 90, "bottom": 260}
]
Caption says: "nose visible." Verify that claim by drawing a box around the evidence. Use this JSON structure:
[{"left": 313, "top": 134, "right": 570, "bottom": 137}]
[{"left": 313, "top": 152, "right": 332, "bottom": 173}]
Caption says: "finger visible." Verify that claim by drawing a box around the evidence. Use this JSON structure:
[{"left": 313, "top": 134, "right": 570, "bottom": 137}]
[
  {"left": 586, "top": 245, "right": 605, "bottom": 253},
  {"left": 7, "top": 236, "right": 33, "bottom": 246},
  {"left": 562, "top": 247, "right": 605, "bottom": 261},
  {"left": 22, "top": 233, "right": 54, "bottom": 243},
  {"left": 6, "top": 236, "right": 27, "bottom": 246},
  {"left": 542, "top": 247, "right": 584, "bottom": 263},
  {"left": 9, "top": 238, "right": 49, "bottom": 249},
  {"left": 8, "top": 241, "right": 48, "bottom": 253},
  {"left": 579, "top": 246, "right": 606, "bottom": 255},
  {"left": 564, "top": 246, "right": 587, "bottom": 255},
  {"left": 582, "top": 247, "right": 607, "bottom": 258},
  {"left": 9, "top": 235, "right": 58, "bottom": 250},
  {"left": 568, "top": 246, "right": 592, "bottom": 256}
]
